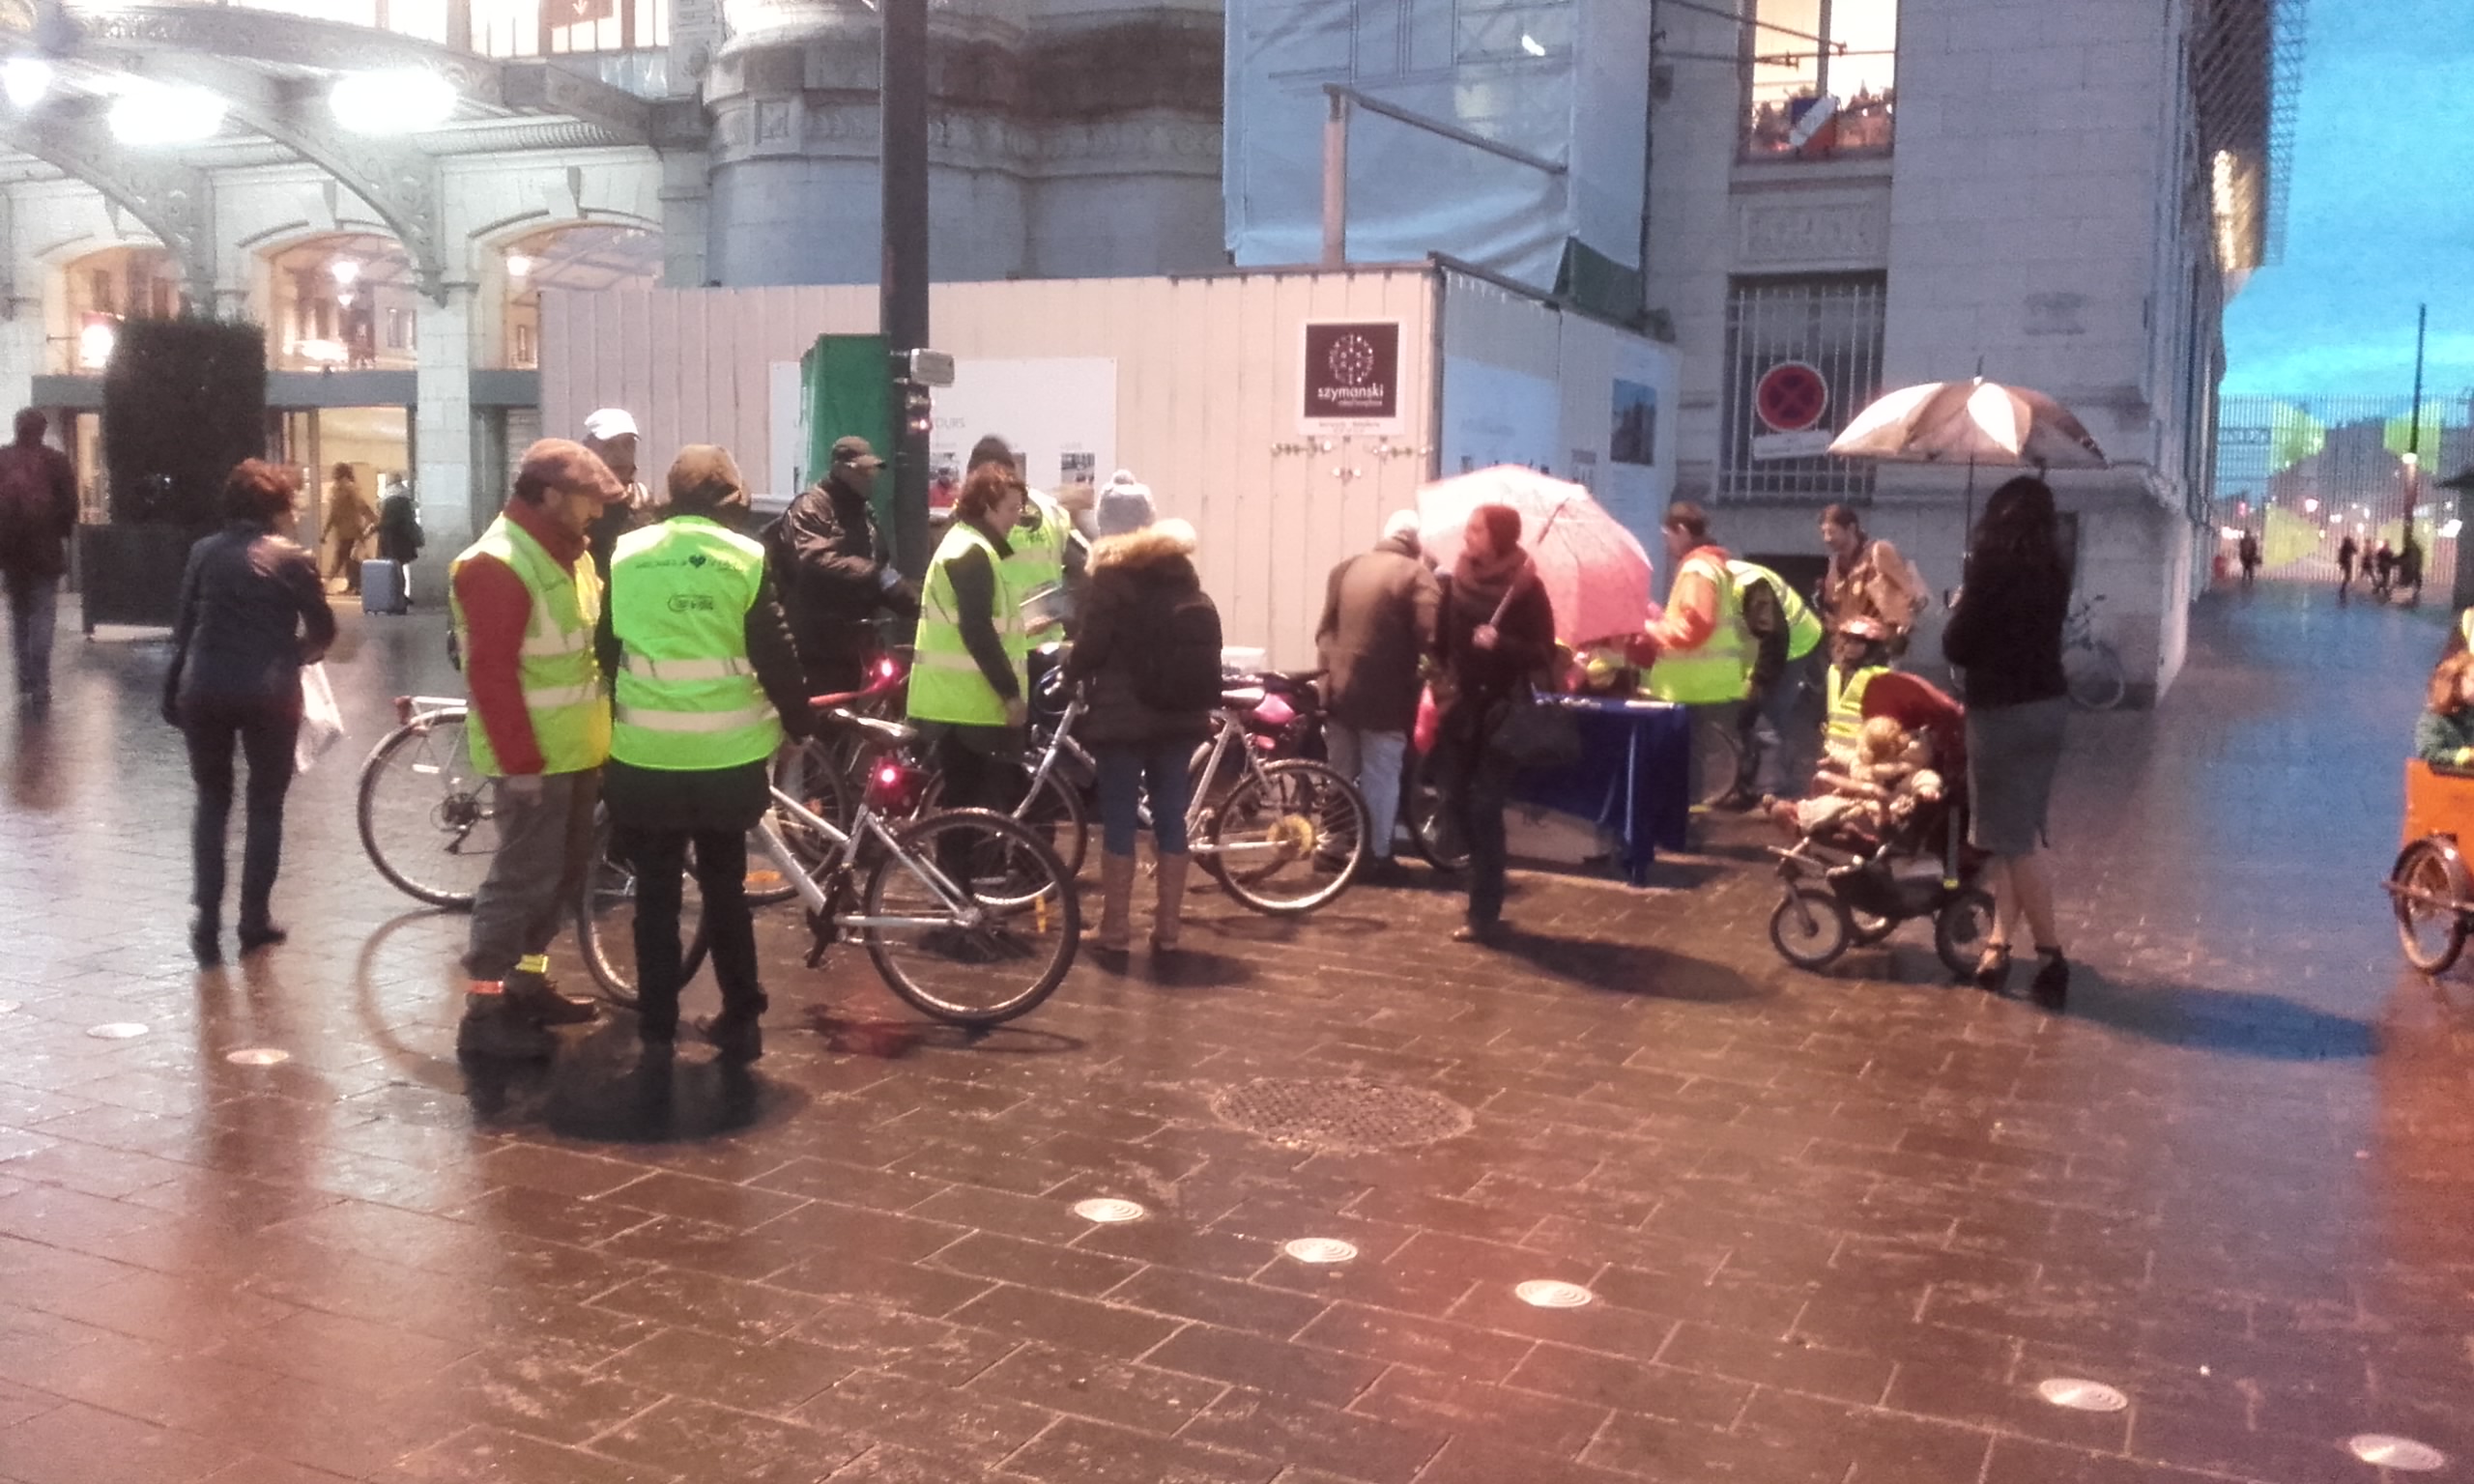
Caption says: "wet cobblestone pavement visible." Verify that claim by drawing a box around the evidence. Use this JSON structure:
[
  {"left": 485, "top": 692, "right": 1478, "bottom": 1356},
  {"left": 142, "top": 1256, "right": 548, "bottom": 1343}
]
[{"left": 0, "top": 581, "right": 2468, "bottom": 1484}]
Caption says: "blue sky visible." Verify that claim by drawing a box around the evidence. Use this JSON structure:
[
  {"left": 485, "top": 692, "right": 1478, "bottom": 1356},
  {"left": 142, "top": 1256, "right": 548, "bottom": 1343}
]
[{"left": 2221, "top": 0, "right": 2474, "bottom": 398}]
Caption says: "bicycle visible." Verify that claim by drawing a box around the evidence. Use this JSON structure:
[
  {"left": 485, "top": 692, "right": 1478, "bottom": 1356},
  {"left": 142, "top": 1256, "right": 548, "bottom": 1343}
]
[
  {"left": 575, "top": 706, "right": 1080, "bottom": 1027},
  {"left": 2060, "top": 595, "right": 2126, "bottom": 712}
]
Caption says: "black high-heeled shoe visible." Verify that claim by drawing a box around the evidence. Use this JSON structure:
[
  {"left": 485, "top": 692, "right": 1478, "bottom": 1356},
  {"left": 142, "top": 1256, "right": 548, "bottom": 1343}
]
[
  {"left": 1973, "top": 943, "right": 2012, "bottom": 993},
  {"left": 2028, "top": 948, "right": 2069, "bottom": 1010}
]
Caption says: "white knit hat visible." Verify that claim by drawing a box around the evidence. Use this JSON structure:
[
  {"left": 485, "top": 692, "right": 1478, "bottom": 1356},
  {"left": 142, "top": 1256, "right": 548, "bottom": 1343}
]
[{"left": 1096, "top": 470, "right": 1157, "bottom": 537}]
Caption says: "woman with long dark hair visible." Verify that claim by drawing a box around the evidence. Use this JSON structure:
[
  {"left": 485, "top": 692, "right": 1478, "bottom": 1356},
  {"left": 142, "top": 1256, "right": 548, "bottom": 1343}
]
[
  {"left": 1941, "top": 476, "right": 2072, "bottom": 1007},
  {"left": 1435, "top": 503, "right": 1557, "bottom": 945},
  {"left": 163, "top": 461, "right": 336, "bottom": 964}
]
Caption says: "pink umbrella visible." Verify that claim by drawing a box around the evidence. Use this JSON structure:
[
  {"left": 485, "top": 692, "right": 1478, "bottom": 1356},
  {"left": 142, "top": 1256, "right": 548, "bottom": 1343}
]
[{"left": 1417, "top": 466, "right": 1654, "bottom": 646}]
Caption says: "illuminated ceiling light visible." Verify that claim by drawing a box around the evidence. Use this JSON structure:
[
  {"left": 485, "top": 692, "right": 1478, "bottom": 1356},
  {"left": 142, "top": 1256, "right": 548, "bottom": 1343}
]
[
  {"left": 3, "top": 57, "right": 52, "bottom": 110},
  {"left": 504, "top": 253, "right": 534, "bottom": 279},
  {"left": 107, "top": 83, "right": 228, "bottom": 147},
  {"left": 77, "top": 320, "right": 116, "bottom": 369},
  {"left": 330, "top": 68, "right": 457, "bottom": 135},
  {"left": 2442, "top": 519, "right": 2462, "bottom": 540},
  {"left": 330, "top": 258, "right": 360, "bottom": 286},
  {"left": 1520, "top": 33, "right": 1547, "bottom": 56},
  {"left": 2402, "top": 451, "right": 2420, "bottom": 469}
]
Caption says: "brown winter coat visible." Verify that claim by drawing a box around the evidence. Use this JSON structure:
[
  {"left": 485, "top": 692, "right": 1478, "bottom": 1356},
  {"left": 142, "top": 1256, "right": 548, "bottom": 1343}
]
[
  {"left": 1315, "top": 532, "right": 1440, "bottom": 732},
  {"left": 1066, "top": 525, "right": 1216, "bottom": 747}
]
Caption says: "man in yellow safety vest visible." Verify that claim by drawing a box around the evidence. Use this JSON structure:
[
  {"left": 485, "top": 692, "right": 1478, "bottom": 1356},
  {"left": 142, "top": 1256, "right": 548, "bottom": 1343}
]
[
  {"left": 1720, "top": 558, "right": 1827, "bottom": 808},
  {"left": 450, "top": 440, "right": 626, "bottom": 1061},
  {"left": 604, "top": 446, "right": 812, "bottom": 1062},
  {"left": 1634, "top": 501, "right": 1755, "bottom": 807}
]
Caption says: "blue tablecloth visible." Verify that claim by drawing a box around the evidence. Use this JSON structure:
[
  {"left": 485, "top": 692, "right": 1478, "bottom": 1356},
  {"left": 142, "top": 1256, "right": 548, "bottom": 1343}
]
[{"left": 1509, "top": 696, "right": 1693, "bottom": 885}]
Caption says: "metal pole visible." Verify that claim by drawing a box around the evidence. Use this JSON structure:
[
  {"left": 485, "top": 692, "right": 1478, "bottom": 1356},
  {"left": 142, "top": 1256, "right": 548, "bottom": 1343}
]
[
  {"left": 2408, "top": 303, "right": 2425, "bottom": 571},
  {"left": 1320, "top": 87, "right": 1348, "bottom": 269},
  {"left": 881, "top": 0, "right": 931, "bottom": 581}
]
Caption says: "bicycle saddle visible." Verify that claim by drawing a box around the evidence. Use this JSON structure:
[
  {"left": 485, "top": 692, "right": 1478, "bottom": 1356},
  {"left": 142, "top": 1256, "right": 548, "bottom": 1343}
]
[
  {"left": 822, "top": 708, "right": 917, "bottom": 749},
  {"left": 1220, "top": 685, "right": 1266, "bottom": 709}
]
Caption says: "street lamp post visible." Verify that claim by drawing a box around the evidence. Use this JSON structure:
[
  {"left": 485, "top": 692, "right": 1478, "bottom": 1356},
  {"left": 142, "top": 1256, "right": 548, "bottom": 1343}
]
[{"left": 881, "top": 0, "right": 931, "bottom": 581}]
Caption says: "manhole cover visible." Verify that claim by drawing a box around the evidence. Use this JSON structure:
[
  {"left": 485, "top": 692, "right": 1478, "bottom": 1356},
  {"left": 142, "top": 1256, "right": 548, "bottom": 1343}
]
[
  {"left": 1209, "top": 1077, "right": 1472, "bottom": 1153},
  {"left": 2037, "top": 1379, "right": 2129, "bottom": 1413},
  {"left": 1283, "top": 1238, "right": 1359, "bottom": 1265},
  {"left": 1515, "top": 1280, "right": 1595, "bottom": 1308},
  {"left": 1072, "top": 1198, "right": 1145, "bottom": 1223},
  {"left": 86, "top": 1022, "right": 149, "bottom": 1041},
  {"left": 225, "top": 1047, "right": 290, "bottom": 1067},
  {"left": 2347, "top": 1435, "right": 2445, "bottom": 1471}
]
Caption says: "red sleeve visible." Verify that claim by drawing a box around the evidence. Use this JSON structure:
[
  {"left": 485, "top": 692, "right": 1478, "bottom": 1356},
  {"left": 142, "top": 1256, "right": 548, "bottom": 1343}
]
[{"left": 452, "top": 554, "right": 545, "bottom": 776}]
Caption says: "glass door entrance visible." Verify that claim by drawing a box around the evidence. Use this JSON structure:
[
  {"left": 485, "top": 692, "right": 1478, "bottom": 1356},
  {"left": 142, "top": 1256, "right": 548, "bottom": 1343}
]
[{"left": 271, "top": 406, "right": 413, "bottom": 592}]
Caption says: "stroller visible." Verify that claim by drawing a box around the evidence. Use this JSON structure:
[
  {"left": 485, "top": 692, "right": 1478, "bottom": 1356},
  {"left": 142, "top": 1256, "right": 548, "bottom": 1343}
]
[{"left": 1765, "top": 671, "right": 1996, "bottom": 976}]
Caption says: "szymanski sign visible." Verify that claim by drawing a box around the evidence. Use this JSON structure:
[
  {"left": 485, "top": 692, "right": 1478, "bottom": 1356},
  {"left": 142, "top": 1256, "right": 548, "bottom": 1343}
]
[{"left": 1300, "top": 321, "right": 1404, "bottom": 435}]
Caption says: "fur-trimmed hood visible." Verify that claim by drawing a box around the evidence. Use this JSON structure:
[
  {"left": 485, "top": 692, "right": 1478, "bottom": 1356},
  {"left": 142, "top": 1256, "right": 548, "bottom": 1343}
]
[{"left": 1089, "top": 519, "right": 1197, "bottom": 575}]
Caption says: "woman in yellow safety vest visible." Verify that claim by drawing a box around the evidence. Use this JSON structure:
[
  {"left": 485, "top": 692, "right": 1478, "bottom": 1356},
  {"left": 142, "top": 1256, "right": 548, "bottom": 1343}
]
[
  {"left": 907, "top": 463, "right": 1043, "bottom": 815},
  {"left": 603, "top": 446, "right": 813, "bottom": 1061},
  {"left": 1820, "top": 615, "right": 1893, "bottom": 769}
]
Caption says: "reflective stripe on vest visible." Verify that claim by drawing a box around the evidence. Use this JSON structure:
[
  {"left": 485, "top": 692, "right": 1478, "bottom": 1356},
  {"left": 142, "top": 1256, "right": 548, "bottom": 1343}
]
[
  {"left": 448, "top": 514, "right": 610, "bottom": 777},
  {"left": 908, "top": 520, "right": 1027, "bottom": 727},
  {"left": 2460, "top": 609, "right": 2473, "bottom": 648},
  {"left": 999, "top": 495, "right": 1070, "bottom": 604},
  {"left": 1728, "top": 560, "right": 1823, "bottom": 662},
  {"left": 1825, "top": 664, "right": 1885, "bottom": 752},
  {"left": 608, "top": 516, "right": 784, "bottom": 771},
  {"left": 1647, "top": 553, "right": 1755, "bottom": 704}
]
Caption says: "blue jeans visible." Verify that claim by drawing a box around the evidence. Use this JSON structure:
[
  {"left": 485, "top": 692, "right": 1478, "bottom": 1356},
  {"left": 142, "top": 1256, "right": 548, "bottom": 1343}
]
[
  {"left": 1325, "top": 723, "right": 1408, "bottom": 860},
  {"left": 1095, "top": 742, "right": 1193, "bottom": 857},
  {"left": 5, "top": 571, "right": 57, "bottom": 699}
]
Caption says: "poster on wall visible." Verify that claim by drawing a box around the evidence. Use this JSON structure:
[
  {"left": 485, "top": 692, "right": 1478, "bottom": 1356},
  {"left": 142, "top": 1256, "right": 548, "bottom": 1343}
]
[
  {"left": 1439, "top": 357, "right": 1559, "bottom": 476},
  {"left": 928, "top": 358, "right": 1117, "bottom": 507},
  {"left": 1610, "top": 380, "right": 1657, "bottom": 467},
  {"left": 1598, "top": 335, "right": 1673, "bottom": 540},
  {"left": 1301, "top": 321, "right": 1404, "bottom": 435}
]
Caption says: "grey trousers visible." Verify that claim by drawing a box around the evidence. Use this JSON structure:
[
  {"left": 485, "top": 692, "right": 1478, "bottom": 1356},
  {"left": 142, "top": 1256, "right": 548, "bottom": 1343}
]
[{"left": 463, "top": 768, "right": 600, "bottom": 982}]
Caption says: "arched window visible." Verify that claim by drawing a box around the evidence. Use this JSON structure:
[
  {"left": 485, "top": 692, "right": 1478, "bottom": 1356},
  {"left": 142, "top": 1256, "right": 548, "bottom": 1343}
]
[
  {"left": 54, "top": 246, "right": 183, "bottom": 373},
  {"left": 499, "top": 223, "right": 662, "bottom": 369},
  {"left": 264, "top": 234, "right": 419, "bottom": 373}
]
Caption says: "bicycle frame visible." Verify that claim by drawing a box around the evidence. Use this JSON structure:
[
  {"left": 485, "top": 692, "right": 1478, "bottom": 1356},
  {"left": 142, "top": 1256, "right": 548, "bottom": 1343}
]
[
  {"left": 748, "top": 784, "right": 996, "bottom": 937},
  {"left": 1021, "top": 695, "right": 1296, "bottom": 866}
]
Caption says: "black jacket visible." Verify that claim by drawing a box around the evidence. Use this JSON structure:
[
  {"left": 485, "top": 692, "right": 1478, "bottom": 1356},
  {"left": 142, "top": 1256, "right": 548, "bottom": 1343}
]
[
  {"left": 0, "top": 441, "right": 78, "bottom": 580},
  {"left": 375, "top": 492, "right": 424, "bottom": 564},
  {"left": 1942, "top": 556, "right": 2069, "bottom": 710},
  {"left": 1436, "top": 566, "right": 1557, "bottom": 721},
  {"left": 164, "top": 521, "right": 336, "bottom": 719},
  {"left": 1066, "top": 526, "right": 1217, "bottom": 747},
  {"left": 771, "top": 471, "right": 920, "bottom": 680}
]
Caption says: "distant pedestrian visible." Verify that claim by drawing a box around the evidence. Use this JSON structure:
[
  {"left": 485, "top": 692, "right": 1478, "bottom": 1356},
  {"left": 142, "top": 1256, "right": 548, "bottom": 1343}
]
[
  {"left": 772, "top": 436, "right": 920, "bottom": 695},
  {"left": 1066, "top": 493, "right": 1218, "bottom": 958},
  {"left": 2399, "top": 532, "right": 2425, "bottom": 603},
  {"left": 375, "top": 476, "right": 424, "bottom": 588},
  {"left": 2237, "top": 530, "right": 2260, "bottom": 585},
  {"left": 2373, "top": 541, "right": 2397, "bottom": 600},
  {"left": 162, "top": 461, "right": 336, "bottom": 964},
  {"left": 324, "top": 463, "right": 373, "bottom": 594},
  {"left": 1315, "top": 510, "right": 1440, "bottom": 877},
  {"left": 582, "top": 408, "right": 654, "bottom": 581},
  {"left": 1818, "top": 502, "right": 1928, "bottom": 652},
  {"left": 0, "top": 409, "right": 78, "bottom": 710},
  {"left": 1942, "top": 475, "right": 2072, "bottom": 1011},
  {"left": 1435, "top": 503, "right": 1557, "bottom": 945},
  {"left": 2336, "top": 533, "right": 2358, "bottom": 592}
]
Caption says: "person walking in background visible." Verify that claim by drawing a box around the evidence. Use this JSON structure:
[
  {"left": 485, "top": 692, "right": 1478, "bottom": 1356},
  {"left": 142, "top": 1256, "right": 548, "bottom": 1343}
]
[
  {"left": 604, "top": 446, "right": 811, "bottom": 1061},
  {"left": 1818, "top": 502, "right": 1928, "bottom": 650},
  {"left": 375, "top": 475, "right": 424, "bottom": 597},
  {"left": 0, "top": 409, "right": 78, "bottom": 710},
  {"left": 1435, "top": 503, "right": 1556, "bottom": 945},
  {"left": 449, "top": 441, "right": 626, "bottom": 1060},
  {"left": 582, "top": 408, "right": 654, "bottom": 581},
  {"left": 2372, "top": 540, "right": 2397, "bottom": 600},
  {"left": 1634, "top": 502, "right": 1753, "bottom": 809},
  {"left": 1722, "top": 556, "right": 1826, "bottom": 808},
  {"left": 1316, "top": 510, "right": 1440, "bottom": 877},
  {"left": 1066, "top": 494, "right": 1218, "bottom": 958},
  {"left": 161, "top": 461, "right": 335, "bottom": 964},
  {"left": 323, "top": 463, "right": 374, "bottom": 595},
  {"left": 1942, "top": 475, "right": 2073, "bottom": 1011},
  {"left": 2237, "top": 530, "right": 2261, "bottom": 585},
  {"left": 773, "top": 436, "right": 920, "bottom": 695},
  {"left": 2337, "top": 532, "right": 2358, "bottom": 594},
  {"left": 2399, "top": 530, "right": 2425, "bottom": 604}
]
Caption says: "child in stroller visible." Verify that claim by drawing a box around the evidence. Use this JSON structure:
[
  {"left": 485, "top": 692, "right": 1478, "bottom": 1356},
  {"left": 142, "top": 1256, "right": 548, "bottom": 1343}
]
[{"left": 1763, "top": 671, "right": 1996, "bottom": 975}]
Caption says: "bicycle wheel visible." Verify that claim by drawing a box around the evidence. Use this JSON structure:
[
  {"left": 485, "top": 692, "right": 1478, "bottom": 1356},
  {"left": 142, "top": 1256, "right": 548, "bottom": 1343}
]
[
  {"left": 2063, "top": 642, "right": 2126, "bottom": 712},
  {"left": 574, "top": 819, "right": 711, "bottom": 1010},
  {"left": 1769, "top": 888, "right": 1850, "bottom": 969},
  {"left": 921, "top": 766, "right": 1090, "bottom": 881},
  {"left": 755, "top": 742, "right": 857, "bottom": 905},
  {"left": 1408, "top": 771, "right": 1469, "bottom": 873},
  {"left": 1933, "top": 891, "right": 1998, "bottom": 979},
  {"left": 862, "top": 809, "right": 1079, "bottom": 1026},
  {"left": 1204, "top": 758, "right": 1368, "bottom": 915},
  {"left": 357, "top": 713, "right": 500, "bottom": 909},
  {"left": 2392, "top": 840, "right": 2468, "bottom": 975}
]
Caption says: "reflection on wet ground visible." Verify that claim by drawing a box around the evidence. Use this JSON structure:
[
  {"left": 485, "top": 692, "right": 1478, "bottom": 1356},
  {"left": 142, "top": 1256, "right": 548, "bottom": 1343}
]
[{"left": 0, "top": 582, "right": 2467, "bottom": 1483}]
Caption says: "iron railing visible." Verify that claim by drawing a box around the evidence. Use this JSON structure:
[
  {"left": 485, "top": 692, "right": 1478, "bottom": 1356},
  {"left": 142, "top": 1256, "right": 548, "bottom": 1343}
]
[{"left": 1718, "top": 273, "right": 1887, "bottom": 501}]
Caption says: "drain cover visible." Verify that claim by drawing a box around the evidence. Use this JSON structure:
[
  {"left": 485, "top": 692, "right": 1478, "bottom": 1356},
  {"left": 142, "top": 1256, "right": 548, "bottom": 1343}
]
[
  {"left": 2036, "top": 1379, "right": 2129, "bottom": 1413},
  {"left": 2347, "top": 1435, "right": 2445, "bottom": 1471},
  {"left": 86, "top": 1022, "right": 148, "bottom": 1041},
  {"left": 1283, "top": 1238, "right": 1359, "bottom": 1265},
  {"left": 1208, "top": 1077, "right": 1472, "bottom": 1154},
  {"left": 1515, "top": 1280, "right": 1595, "bottom": 1308},
  {"left": 225, "top": 1047, "right": 290, "bottom": 1067},
  {"left": 1072, "top": 1198, "right": 1145, "bottom": 1223}
]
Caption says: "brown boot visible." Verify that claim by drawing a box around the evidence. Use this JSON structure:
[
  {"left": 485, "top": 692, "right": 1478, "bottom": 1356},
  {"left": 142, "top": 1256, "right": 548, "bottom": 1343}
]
[
  {"left": 1095, "top": 852, "right": 1136, "bottom": 954},
  {"left": 1151, "top": 852, "right": 1192, "bottom": 954}
]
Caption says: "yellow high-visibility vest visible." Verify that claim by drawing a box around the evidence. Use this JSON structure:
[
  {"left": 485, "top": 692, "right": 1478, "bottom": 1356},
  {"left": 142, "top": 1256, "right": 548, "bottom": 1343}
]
[
  {"left": 609, "top": 517, "right": 784, "bottom": 770},
  {"left": 907, "top": 520, "right": 1027, "bottom": 726},
  {"left": 448, "top": 515, "right": 610, "bottom": 777}
]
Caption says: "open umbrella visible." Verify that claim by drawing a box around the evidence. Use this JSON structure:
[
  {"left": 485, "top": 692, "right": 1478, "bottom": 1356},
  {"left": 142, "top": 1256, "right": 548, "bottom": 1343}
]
[
  {"left": 1828, "top": 376, "right": 2106, "bottom": 531},
  {"left": 1417, "top": 466, "right": 1653, "bottom": 646}
]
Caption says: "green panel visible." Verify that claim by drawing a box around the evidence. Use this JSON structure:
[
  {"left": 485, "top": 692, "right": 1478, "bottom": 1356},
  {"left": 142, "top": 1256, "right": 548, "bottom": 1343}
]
[
  {"left": 802, "top": 333, "right": 894, "bottom": 531},
  {"left": 1553, "top": 239, "right": 1645, "bottom": 328}
]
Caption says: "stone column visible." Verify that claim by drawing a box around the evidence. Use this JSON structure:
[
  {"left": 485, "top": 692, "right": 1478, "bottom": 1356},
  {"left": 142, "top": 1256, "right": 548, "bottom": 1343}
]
[
  {"left": 416, "top": 283, "right": 482, "bottom": 555},
  {"left": 704, "top": 2, "right": 882, "bottom": 286}
]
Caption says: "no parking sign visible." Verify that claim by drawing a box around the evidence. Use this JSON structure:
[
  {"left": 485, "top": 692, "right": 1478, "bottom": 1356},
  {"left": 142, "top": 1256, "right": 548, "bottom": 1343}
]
[{"left": 1751, "top": 360, "right": 1832, "bottom": 460}]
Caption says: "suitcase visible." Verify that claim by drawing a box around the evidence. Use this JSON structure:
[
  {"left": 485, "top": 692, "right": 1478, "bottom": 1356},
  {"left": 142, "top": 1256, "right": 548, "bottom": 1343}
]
[{"left": 361, "top": 559, "right": 409, "bottom": 615}]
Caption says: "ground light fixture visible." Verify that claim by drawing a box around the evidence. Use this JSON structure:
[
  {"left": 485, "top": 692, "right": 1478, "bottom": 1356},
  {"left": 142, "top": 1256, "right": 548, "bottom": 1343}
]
[
  {"left": 330, "top": 68, "right": 456, "bottom": 135},
  {"left": 107, "top": 81, "right": 227, "bottom": 146},
  {"left": 2, "top": 56, "right": 51, "bottom": 110}
]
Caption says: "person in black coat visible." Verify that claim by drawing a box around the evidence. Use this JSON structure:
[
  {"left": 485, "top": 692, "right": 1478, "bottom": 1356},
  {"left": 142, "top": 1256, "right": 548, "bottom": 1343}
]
[
  {"left": 1435, "top": 502, "right": 1558, "bottom": 945},
  {"left": 163, "top": 461, "right": 337, "bottom": 964},
  {"left": 771, "top": 436, "right": 920, "bottom": 694}
]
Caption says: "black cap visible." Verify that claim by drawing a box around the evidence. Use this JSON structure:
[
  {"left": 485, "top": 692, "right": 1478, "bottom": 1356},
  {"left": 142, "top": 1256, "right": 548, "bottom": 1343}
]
[{"left": 830, "top": 435, "right": 884, "bottom": 471}]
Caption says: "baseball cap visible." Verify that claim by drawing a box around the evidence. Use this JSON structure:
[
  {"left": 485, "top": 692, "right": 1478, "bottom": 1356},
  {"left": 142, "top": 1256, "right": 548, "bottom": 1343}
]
[
  {"left": 516, "top": 439, "right": 627, "bottom": 505},
  {"left": 583, "top": 408, "right": 639, "bottom": 443},
  {"left": 666, "top": 444, "right": 746, "bottom": 510},
  {"left": 830, "top": 435, "right": 885, "bottom": 471}
]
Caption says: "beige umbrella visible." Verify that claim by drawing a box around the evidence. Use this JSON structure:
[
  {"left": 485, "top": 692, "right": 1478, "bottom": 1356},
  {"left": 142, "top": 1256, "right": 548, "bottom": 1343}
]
[{"left": 1828, "top": 376, "right": 2107, "bottom": 530}]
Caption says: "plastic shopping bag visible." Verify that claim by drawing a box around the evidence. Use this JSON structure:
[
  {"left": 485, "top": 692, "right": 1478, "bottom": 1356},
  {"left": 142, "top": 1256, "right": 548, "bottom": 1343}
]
[{"left": 295, "top": 662, "right": 346, "bottom": 774}]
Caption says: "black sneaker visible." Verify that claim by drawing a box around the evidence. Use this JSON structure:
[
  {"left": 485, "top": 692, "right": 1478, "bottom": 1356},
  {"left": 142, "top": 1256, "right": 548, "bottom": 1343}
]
[
  {"left": 237, "top": 921, "right": 288, "bottom": 955},
  {"left": 456, "top": 997, "right": 558, "bottom": 1060},
  {"left": 189, "top": 915, "right": 222, "bottom": 967},
  {"left": 503, "top": 969, "right": 598, "bottom": 1025},
  {"left": 697, "top": 1013, "right": 763, "bottom": 1063}
]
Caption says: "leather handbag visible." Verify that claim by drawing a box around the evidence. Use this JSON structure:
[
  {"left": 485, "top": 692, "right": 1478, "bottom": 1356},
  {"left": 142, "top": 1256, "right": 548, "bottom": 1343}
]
[{"left": 1487, "top": 687, "right": 1581, "bottom": 771}]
